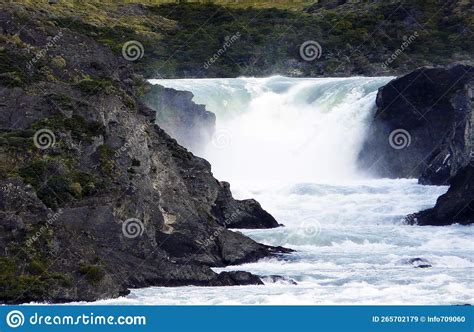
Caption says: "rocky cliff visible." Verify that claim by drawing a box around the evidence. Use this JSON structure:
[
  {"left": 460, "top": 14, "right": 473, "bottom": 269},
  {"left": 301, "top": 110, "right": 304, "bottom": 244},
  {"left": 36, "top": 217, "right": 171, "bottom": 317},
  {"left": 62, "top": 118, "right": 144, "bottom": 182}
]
[
  {"left": 358, "top": 65, "right": 473, "bottom": 226},
  {"left": 0, "top": 4, "right": 284, "bottom": 304},
  {"left": 406, "top": 163, "right": 474, "bottom": 226},
  {"left": 358, "top": 65, "right": 473, "bottom": 185},
  {"left": 143, "top": 85, "right": 216, "bottom": 155}
]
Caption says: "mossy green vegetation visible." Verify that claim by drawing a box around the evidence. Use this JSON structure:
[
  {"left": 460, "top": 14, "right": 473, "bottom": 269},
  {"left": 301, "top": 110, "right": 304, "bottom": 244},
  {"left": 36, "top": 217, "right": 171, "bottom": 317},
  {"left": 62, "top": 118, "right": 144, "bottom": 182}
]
[
  {"left": 0, "top": 48, "right": 29, "bottom": 87},
  {"left": 76, "top": 77, "right": 116, "bottom": 95},
  {"left": 18, "top": 159, "right": 105, "bottom": 209},
  {"left": 145, "top": 1, "right": 473, "bottom": 77},
  {"left": 97, "top": 144, "right": 116, "bottom": 177},
  {"left": 0, "top": 114, "right": 106, "bottom": 208},
  {"left": 78, "top": 263, "right": 105, "bottom": 285},
  {"left": 10, "top": 0, "right": 472, "bottom": 78},
  {"left": 32, "top": 114, "right": 104, "bottom": 143},
  {"left": 0, "top": 256, "right": 72, "bottom": 303}
]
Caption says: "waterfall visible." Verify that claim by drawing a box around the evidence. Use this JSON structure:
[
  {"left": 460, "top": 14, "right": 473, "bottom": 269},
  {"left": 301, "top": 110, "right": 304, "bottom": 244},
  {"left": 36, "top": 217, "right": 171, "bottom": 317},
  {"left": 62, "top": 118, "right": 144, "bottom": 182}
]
[
  {"left": 101, "top": 76, "right": 470, "bottom": 305},
  {"left": 149, "top": 76, "right": 393, "bottom": 184}
]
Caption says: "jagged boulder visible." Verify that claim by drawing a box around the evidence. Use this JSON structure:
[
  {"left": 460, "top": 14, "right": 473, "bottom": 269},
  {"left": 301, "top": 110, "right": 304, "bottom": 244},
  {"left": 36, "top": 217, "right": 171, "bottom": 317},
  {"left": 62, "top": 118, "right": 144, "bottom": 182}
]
[
  {"left": 358, "top": 65, "right": 473, "bottom": 185},
  {"left": 406, "top": 163, "right": 474, "bottom": 226}
]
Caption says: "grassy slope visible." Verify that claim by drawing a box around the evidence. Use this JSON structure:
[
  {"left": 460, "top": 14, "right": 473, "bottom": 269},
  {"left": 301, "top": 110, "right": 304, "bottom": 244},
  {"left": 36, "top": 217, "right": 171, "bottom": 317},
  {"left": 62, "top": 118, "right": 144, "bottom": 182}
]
[{"left": 10, "top": 0, "right": 473, "bottom": 78}]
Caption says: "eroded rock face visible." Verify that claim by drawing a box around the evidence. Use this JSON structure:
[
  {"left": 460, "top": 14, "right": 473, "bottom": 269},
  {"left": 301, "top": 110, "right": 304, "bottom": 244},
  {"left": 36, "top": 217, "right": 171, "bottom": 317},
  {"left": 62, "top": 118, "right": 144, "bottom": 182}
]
[
  {"left": 406, "top": 164, "right": 474, "bottom": 226},
  {"left": 143, "top": 85, "right": 216, "bottom": 155},
  {"left": 358, "top": 65, "right": 473, "bottom": 185},
  {"left": 0, "top": 7, "right": 287, "bottom": 304}
]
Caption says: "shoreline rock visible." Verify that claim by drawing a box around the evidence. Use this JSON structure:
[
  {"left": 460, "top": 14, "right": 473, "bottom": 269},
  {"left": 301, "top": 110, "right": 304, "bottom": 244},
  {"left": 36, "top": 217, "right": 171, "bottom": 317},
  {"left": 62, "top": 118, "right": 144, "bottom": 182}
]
[
  {"left": 0, "top": 8, "right": 289, "bottom": 304},
  {"left": 358, "top": 65, "right": 473, "bottom": 184},
  {"left": 406, "top": 164, "right": 474, "bottom": 226},
  {"left": 358, "top": 65, "right": 473, "bottom": 226}
]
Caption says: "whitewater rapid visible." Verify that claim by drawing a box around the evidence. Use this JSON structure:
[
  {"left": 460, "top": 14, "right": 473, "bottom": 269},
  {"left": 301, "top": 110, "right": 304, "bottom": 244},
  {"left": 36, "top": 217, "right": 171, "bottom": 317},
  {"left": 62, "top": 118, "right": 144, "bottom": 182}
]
[{"left": 98, "top": 76, "right": 473, "bottom": 305}]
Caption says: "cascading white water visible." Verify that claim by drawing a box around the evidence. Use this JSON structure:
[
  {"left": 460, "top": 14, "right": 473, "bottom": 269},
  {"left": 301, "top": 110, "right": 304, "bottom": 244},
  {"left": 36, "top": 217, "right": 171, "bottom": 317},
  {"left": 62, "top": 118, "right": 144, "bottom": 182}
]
[
  {"left": 95, "top": 76, "right": 473, "bottom": 305},
  {"left": 149, "top": 76, "right": 392, "bottom": 184}
]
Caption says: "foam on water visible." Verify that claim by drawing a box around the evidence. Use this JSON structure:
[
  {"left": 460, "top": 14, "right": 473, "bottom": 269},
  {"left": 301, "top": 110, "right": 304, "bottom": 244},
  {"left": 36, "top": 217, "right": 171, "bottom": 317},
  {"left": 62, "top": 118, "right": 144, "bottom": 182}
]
[{"left": 96, "top": 77, "right": 474, "bottom": 305}]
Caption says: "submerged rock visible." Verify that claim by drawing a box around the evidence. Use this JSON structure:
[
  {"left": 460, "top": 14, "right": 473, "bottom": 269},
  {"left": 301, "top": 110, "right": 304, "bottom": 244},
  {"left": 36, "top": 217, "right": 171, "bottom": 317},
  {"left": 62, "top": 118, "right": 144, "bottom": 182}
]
[
  {"left": 215, "top": 271, "right": 264, "bottom": 286},
  {"left": 404, "top": 258, "right": 432, "bottom": 269},
  {"left": 261, "top": 275, "right": 298, "bottom": 285}
]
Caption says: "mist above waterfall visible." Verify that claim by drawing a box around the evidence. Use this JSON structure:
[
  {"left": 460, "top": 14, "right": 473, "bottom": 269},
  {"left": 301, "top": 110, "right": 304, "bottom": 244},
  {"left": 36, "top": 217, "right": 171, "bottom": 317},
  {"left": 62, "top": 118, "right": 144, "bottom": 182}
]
[{"left": 150, "top": 76, "right": 393, "bottom": 185}]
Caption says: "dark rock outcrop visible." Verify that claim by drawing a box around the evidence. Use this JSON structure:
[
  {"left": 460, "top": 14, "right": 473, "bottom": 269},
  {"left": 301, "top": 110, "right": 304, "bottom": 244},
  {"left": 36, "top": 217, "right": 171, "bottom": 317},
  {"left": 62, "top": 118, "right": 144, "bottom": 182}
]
[
  {"left": 358, "top": 65, "right": 473, "bottom": 185},
  {"left": 406, "top": 164, "right": 474, "bottom": 226},
  {"left": 215, "top": 271, "right": 264, "bottom": 286},
  {"left": 0, "top": 6, "right": 288, "bottom": 304},
  {"left": 213, "top": 182, "right": 280, "bottom": 229},
  {"left": 403, "top": 258, "right": 432, "bottom": 269},
  {"left": 143, "top": 85, "right": 215, "bottom": 155}
]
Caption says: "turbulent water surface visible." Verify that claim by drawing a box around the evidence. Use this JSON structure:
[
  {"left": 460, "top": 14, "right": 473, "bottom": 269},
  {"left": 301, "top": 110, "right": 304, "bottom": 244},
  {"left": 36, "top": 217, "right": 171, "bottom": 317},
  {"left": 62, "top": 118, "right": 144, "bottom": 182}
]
[{"left": 99, "top": 76, "right": 473, "bottom": 305}]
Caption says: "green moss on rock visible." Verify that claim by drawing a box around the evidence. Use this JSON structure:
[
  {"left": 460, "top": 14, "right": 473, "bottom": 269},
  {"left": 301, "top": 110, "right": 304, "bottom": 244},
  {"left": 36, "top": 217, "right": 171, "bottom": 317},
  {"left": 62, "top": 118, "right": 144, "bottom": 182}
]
[{"left": 79, "top": 264, "right": 105, "bottom": 285}]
